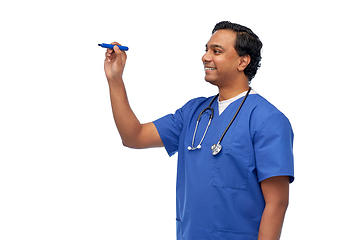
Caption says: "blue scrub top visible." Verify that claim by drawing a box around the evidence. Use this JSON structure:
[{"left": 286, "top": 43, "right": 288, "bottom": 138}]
[{"left": 153, "top": 93, "right": 294, "bottom": 240}]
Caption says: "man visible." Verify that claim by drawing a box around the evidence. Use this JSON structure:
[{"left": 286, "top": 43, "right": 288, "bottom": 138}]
[{"left": 103, "top": 21, "right": 294, "bottom": 240}]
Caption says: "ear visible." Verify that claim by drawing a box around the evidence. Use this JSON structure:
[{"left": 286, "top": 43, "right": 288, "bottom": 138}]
[{"left": 237, "top": 55, "right": 251, "bottom": 72}]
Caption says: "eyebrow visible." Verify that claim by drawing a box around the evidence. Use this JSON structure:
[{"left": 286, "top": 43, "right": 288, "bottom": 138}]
[{"left": 206, "top": 44, "right": 225, "bottom": 50}]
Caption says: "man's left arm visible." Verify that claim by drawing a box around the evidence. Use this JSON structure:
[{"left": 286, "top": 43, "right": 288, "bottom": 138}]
[{"left": 258, "top": 176, "right": 290, "bottom": 240}]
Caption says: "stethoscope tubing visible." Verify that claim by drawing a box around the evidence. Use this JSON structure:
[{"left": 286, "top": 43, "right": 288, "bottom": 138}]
[
  {"left": 188, "top": 87, "right": 252, "bottom": 154},
  {"left": 217, "top": 87, "right": 252, "bottom": 144}
]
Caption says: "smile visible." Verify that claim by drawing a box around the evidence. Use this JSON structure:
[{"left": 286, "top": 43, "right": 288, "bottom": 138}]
[{"left": 205, "top": 67, "right": 216, "bottom": 70}]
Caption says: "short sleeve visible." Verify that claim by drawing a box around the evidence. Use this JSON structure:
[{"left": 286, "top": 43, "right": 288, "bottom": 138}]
[
  {"left": 253, "top": 112, "right": 295, "bottom": 183},
  {"left": 153, "top": 108, "right": 184, "bottom": 157}
]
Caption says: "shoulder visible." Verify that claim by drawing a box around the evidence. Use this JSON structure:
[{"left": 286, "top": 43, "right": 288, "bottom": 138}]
[
  {"left": 186, "top": 95, "right": 215, "bottom": 106},
  {"left": 248, "top": 94, "right": 292, "bottom": 133},
  {"left": 179, "top": 95, "right": 216, "bottom": 114},
  {"left": 248, "top": 95, "right": 294, "bottom": 183},
  {"left": 155, "top": 95, "right": 215, "bottom": 125},
  {"left": 250, "top": 94, "right": 285, "bottom": 117}
]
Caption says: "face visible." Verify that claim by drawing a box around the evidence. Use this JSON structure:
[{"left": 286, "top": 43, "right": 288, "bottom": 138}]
[{"left": 202, "top": 29, "right": 242, "bottom": 86}]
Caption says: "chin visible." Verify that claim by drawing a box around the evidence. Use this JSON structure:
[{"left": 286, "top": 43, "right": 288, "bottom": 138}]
[{"left": 205, "top": 76, "right": 220, "bottom": 86}]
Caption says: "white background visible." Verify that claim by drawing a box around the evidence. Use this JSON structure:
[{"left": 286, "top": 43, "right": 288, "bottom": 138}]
[{"left": 1, "top": 0, "right": 359, "bottom": 239}]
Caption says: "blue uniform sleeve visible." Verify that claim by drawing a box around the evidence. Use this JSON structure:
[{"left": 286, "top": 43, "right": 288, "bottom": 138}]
[
  {"left": 153, "top": 108, "right": 184, "bottom": 157},
  {"left": 253, "top": 112, "right": 295, "bottom": 183}
]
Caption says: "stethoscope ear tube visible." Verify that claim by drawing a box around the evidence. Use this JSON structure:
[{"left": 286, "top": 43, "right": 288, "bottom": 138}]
[
  {"left": 188, "top": 87, "right": 251, "bottom": 155},
  {"left": 188, "top": 96, "right": 218, "bottom": 151},
  {"left": 197, "top": 107, "right": 214, "bottom": 121}
]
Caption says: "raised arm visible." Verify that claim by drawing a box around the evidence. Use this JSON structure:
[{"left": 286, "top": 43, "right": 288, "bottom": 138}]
[{"left": 104, "top": 42, "right": 163, "bottom": 149}]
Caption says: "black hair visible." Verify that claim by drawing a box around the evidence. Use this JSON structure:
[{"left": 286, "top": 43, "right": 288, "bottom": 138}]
[{"left": 212, "top": 21, "right": 262, "bottom": 81}]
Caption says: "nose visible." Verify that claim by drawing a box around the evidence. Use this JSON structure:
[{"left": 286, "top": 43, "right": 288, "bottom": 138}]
[{"left": 202, "top": 50, "right": 211, "bottom": 64}]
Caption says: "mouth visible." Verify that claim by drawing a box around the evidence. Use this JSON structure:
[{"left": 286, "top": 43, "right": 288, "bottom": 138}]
[
  {"left": 205, "top": 67, "right": 216, "bottom": 71},
  {"left": 204, "top": 66, "right": 217, "bottom": 71}
]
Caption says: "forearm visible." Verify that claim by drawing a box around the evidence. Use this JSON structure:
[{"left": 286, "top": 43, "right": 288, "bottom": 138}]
[
  {"left": 108, "top": 80, "right": 142, "bottom": 147},
  {"left": 103, "top": 43, "right": 162, "bottom": 149},
  {"left": 258, "top": 203, "right": 288, "bottom": 240}
]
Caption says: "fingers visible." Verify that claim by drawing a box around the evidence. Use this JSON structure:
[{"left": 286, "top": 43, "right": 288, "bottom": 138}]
[
  {"left": 113, "top": 44, "right": 127, "bottom": 63},
  {"left": 105, "top": 50, "right": 113, "bottom": 62},
  {"left": 105, "top": 42, "right": 126, "bottom": 62},
  {"left": 110, "top": 41, "right": 121, "bottom": 53}
]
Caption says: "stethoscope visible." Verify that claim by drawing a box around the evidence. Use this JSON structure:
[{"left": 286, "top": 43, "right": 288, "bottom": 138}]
[{"left": 187, "top": 87, "right": 252, "bottom": 155}]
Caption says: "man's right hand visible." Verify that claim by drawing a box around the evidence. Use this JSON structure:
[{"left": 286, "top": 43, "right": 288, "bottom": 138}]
[{"left": 104, "top": 42, "right": 127, "bottom": 84}]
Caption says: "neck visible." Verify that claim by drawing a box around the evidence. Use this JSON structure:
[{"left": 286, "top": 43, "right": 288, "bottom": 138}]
[{"left": 218, "top": 83, "right": 250, "bottom": 101}]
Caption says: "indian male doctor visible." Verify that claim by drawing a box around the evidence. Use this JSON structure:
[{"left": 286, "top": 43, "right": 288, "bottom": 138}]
[{"left": 103, "top": 21, "right": 294, "bottom": 240}]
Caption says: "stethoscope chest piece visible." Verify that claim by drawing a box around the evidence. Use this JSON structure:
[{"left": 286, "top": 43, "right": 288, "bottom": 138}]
[
  {"left": 188, "top": 87, "right": 252, "bottom": 155},
  {"left": 211, "top": 143, "right": 222, "bottom": 155}
]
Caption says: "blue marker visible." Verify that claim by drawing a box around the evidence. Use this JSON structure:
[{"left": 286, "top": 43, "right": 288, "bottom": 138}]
[{"left": 98, "top": 43, "right": 129, "bottom": 51}]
